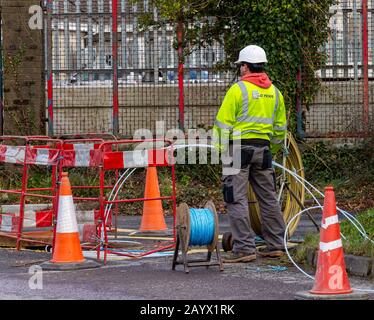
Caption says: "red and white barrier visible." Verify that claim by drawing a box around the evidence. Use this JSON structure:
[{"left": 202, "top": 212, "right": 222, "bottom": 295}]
[
  {"left": 61, "top": 143, "right": 103, "bottom": 167},
  {"left": 0, "top": 210, "right": 53, "bottom": 230},
  {"left": 0, "top": 143, "right": 172, "bottom": 170},
  {"left": 78, "top": 223, "right": 97, "bottom": 243},
  {"left": 0, "top": 212, "right": 98, "bottom": 243},
  {"left": 24, "top": 210, "right": 53, "bottom": 228},
  {"left": 0, "top": 213, "right": 18, "bottom": 232},
  {"left": 75, "top": 209, "right": 112, "bottom": 226},
  {"left": 103, "top": 149, "right": 170, "bottom": 170},
  {"left": 0, "top": 146, "right": 59, "bottom": 165},
  {"left": 0, "top": 144, "right": 106, "bottom": 168},
  {"left": 0, "top": 204, "right": 112, "bottom": 231}
]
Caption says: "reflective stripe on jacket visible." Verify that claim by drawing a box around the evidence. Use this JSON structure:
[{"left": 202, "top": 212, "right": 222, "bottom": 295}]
[{"left": 213, "top": 81, "right": 287, "bottom": 152}]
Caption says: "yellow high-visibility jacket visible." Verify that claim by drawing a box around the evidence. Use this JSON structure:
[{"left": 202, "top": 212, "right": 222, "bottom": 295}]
[{"left": 213, "top": 80, "right": 287, "bottom": 153}]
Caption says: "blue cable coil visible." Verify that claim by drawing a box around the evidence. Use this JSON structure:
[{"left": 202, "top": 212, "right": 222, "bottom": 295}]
[{"left": 189, "top": 208, "right": 215, "bottom": 246}]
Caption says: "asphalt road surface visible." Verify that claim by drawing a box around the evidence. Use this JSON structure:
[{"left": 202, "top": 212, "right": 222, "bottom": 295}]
[{"left": 0, "top": 213, "right": 373, "bottom": 300}]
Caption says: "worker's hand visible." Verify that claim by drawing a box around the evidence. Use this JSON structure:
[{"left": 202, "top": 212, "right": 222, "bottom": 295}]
[
  {"left": 282, "top": 144, "right": 290, "bottom": 157},
  {"left": 271, "top": 141, "right": 288, "bottom": 157}
]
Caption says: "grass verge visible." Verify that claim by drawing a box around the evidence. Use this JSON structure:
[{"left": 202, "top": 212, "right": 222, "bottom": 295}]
[{"left": 294, "top": 208, "right": 374, "bottom": 262}]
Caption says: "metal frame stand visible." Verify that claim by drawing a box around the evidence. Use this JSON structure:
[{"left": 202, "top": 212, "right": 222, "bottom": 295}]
[
  {"left": 172, "top": 202, "right": 223, "bottom": 275},
  {"left": 172, "top": 228, "right": 223, "bottom": 274}
]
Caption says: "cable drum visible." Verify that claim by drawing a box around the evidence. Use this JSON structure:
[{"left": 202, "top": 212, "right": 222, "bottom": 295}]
[
  {"left": 248, "top": 132, "right": 305, "bottom": 237},
  {"left": 176, "top": 201, "right": 219, "bottom": 252},
  {"left": 190, "top": 208, "right": 215, "bottom": 245}
]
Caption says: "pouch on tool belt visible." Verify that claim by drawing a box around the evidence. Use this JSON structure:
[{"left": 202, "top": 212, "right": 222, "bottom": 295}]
[
  {"left": 261, "top": 148, "right": 273, "bottom": 170},
  {"left": 225, "top": 147, "right": 254, "bottom": 171},
  {"left": 222, "top": 176, "right": 235, "bottom": 203},
  {"left": 239, "top": 148, "right": 254, "bottom": 169}
]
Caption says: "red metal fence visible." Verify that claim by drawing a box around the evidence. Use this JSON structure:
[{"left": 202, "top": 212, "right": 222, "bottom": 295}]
[{"left": 42, "top": 0, "right": 373, "bottom": 139}]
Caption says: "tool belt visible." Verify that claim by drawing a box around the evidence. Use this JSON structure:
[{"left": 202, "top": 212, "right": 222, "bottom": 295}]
[{"left": 229, "top": 139, "right": 270, "bottom": 147}]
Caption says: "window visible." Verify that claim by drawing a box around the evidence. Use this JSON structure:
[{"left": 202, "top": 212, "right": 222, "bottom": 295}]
[{"left": 105, "top": 54, "right": 112, "bottom": 67}]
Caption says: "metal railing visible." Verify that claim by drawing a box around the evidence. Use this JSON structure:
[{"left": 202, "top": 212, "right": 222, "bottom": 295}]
[
  {"left": 44, "top": 0, "right": 232, "bottom": 137},
  {"left": 41, "top": 0, "right": 373, "bottom": 139},
  {"left": 304, "top": 0, "right": 374, "bottom": 138}
]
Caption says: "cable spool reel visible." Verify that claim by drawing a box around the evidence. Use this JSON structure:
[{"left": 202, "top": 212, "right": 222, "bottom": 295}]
[
  {"left": 172, "top": 201, "right": 223, "bottom": 273},
  {"left": 222, "top": 132, "right": 306, "bottom": 252}
]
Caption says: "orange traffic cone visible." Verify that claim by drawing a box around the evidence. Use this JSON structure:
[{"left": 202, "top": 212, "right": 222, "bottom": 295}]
[
  {"left": 310, "top": 186, "right": 352, "bottom": 295},
  {"left": 41, "top": 172, "right": 100, "bottom": 270},
  {"left": 139, "top": 167, "right": 167, "bottom": 232}
]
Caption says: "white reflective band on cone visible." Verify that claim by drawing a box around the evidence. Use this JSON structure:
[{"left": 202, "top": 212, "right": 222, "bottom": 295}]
[
  {"left": 321, "top": 215, "right": 339, "bottom": 230},
  {"left": 319, "top": 239, "right": 342, "bottom": 252},
  {"left": 56, "top": 196, "right": 79, "bottom": 233}
]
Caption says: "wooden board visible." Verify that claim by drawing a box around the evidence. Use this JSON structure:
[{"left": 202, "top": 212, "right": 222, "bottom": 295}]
[{"left": 0, "top": 231, "right": 53, "bottom": 248}]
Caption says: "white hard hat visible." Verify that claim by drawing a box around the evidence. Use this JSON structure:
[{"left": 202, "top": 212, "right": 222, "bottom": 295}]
[{"left": 235, "top": 45, "right": 268, "bottom": 64}]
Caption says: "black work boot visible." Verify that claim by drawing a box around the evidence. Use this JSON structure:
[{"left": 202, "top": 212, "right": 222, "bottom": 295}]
[
  {"left": 257, "top": 247, "right": 286, "bottom": 258},
  {"left": 222, "top": 251, "right": 257, "bottom": 263}
]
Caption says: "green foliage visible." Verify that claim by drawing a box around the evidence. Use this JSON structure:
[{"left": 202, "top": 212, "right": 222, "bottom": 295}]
[
  {"left": 293, "top": 233, "right": 320, "bottom": 263},
  {"left": 300, "top": 140, "right": 374, "bottom": 212},
  {"left": 174, "top": 164, "right": 222, "bottom": 207},
  {"left": 2, "top": 41, "right": 41, "bottom": 135},
  {"left": 340, "top": 209, "right": 374, "bottom": 257},
  {"left": 296, "top": 209, "right": 374, "bottom": 259},
  {"left": 3, "top": 43, "right": 26, "bottom": 76},
  {"left": 301, "top": 140, "right": 374, "bottom": 185},
  {"left": 137, "top": 0, "right": 336, "bottom": 131},
  {"left": 0, "top": 166, "right": 53, "bottom": 205}
]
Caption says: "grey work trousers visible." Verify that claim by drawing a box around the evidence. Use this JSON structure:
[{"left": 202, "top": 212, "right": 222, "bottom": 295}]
[{"left": 222, "top": 144, "right": 286, "bottom": 254}]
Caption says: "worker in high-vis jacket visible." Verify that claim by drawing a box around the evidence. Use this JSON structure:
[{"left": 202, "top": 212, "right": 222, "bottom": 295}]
[{"left": 213, "top": 45, "right": 287, "bottom": 263}]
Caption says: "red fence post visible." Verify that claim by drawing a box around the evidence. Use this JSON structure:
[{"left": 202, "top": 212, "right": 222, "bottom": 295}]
[
  {"left": 0, "top": 17, "right": 3, "bottom": 135},
  {"left": 362, "top": 0, "right": 369, "bottom": 129},
  {"left": 112, "top": 0, "right": 119, "bottom": 136},
  {"left": 47, "top": 0, "right": 54, "bottom": 137},
  {"left": 177, "top": 20, "right": 185, "bottom": 132}
]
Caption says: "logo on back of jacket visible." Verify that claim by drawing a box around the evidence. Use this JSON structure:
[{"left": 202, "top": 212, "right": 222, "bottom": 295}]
[{"left": 252, "top": 90, "right": 274, "bottom": 100}]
